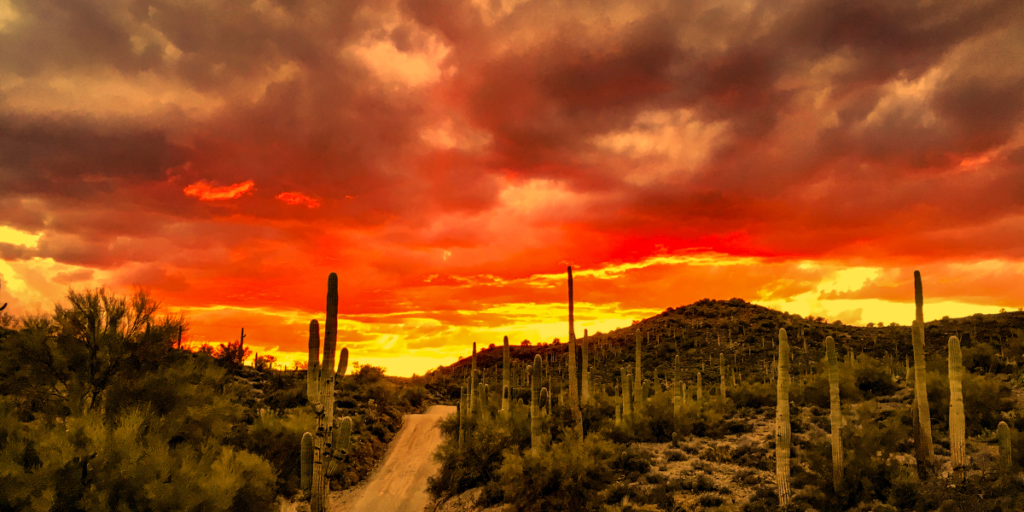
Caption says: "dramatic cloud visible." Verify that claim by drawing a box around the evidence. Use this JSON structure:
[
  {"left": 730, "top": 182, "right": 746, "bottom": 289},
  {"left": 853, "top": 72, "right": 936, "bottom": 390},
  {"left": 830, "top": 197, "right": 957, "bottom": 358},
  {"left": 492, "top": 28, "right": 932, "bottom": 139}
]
[
  {"left": 1, "top": 0, "right": 1022, "bottom": 375},
  {"left": 184, "top": 180, "right": 256, "bottom": 201}
]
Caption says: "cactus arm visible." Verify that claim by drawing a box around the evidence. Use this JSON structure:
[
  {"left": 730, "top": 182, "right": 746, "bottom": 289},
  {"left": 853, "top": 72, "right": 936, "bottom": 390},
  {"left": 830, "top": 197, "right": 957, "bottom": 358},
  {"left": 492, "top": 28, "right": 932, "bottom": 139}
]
[
  {"left": 308, "top": 320, "right": 321, "bottom": 408},
  {"left": 301, "top": 432, "right": 313, "bottom": 496}
]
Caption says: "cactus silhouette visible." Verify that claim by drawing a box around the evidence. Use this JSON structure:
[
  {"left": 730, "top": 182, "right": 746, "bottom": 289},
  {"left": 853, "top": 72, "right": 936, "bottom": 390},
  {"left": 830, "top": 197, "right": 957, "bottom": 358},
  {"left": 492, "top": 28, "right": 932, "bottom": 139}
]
[
  {"left": 471, "top": 343, "right": 477, "bottom": 415},
  {"left": 327, "top": 416, "right": 352, "bottom": 477},
  {"left": 948, "top": 336, "right": 966, "bottom": 471},
  {"left": 621, "top": 367, "right": 632, "bottom": 423},
  {"left": 304, "top": 273, "right": 347, "bottom": 512},
  {"left": 719, "top": 352, "right": 726, "bottom": 401},
  {"left": 696, "top": 372, "right": 703, "bottom": 410},
  {"left": 459, "top": 385, "right": 466, "bottom": 451},
  {"left": 582, "top": 329, "right": 591, "bottom": 405},
  {"left": 998, "top": 421, "right": 1012, "bottom": 471},
  {"left": 777, "top": 328, "right": 792, "bottom": 508},
  {"left": 634, "top": 330, "right": 642, "bottom": 412},
  {"left": 826, "top": 336, "right": 843, "bottom": 490},
  {"left": 470, "top": 367, "right": 479, "bottom": 417},
  {"left": 502, "top": 336, "right": 510, "bottom": 415},
  {"left": 566, "top": 266, "right": 583, "bottom": 437},
  {"left": 912, "top": 276, "right": 933, "bottom": 469},
  {"left": 301, "top": 431, "right": 313, "bottom": 495},
  {"left": 540, "top": 387, "right": 548, "bottom": 418},
  {"left": 530, "top": 355, "right": 542, "bottom": 455}
]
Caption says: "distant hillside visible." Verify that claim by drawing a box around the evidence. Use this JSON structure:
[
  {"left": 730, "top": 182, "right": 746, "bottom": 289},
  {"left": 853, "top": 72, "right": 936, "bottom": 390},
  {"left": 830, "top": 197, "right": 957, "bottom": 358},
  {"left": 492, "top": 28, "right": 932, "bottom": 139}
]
[{"left": 431, "top": 298, "right": 1024, "bottom": 396}]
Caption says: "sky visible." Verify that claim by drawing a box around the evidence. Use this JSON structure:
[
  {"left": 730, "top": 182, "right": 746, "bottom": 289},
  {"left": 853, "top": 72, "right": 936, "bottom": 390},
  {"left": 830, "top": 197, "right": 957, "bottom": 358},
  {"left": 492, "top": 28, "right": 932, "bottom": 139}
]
[{"left": 1, "top": 0, "right": 1023, "bottom": 377}]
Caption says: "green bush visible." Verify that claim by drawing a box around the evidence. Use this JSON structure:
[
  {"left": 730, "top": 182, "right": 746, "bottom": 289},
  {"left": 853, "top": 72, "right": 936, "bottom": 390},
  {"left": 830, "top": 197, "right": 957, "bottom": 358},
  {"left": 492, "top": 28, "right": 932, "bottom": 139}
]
[{"left": 494, "top": 429, "right": 616, "bottom": 512}]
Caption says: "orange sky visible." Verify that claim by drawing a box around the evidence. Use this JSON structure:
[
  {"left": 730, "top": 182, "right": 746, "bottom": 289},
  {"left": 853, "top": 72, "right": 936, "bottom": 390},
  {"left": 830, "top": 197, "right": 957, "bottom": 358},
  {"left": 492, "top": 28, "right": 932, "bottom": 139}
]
[{"left": 1, "top": 0, "right": 1023, "bottom": 376}]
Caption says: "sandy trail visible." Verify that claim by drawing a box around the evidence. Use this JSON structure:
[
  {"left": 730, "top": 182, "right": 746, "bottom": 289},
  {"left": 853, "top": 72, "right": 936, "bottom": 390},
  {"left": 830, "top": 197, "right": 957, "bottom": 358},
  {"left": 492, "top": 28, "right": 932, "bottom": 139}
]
[{"left": 328, "top": 405, "right": 455, "bottom": 512}]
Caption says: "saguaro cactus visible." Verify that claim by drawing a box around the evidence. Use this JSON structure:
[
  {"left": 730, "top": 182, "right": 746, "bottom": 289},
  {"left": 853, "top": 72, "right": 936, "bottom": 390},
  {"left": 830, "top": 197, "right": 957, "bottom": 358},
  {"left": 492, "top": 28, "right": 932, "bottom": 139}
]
[
  {"left": 910, "top": 272, "right": 933, "bottom": 471},
  {"left": 777, "top": 328, "right": 792, "bottom": 509},
  {"left": 582, "top": 329, "right": 591, "bottom": 405},
  {"left": 621, "top": 367, "right": 632, "bottom": 422},
  {"left": 948, "top": 336, "right": 966, "bottom": 471},
  {"left": 719, "top": 352, "right": 726, "bottom": 401},
  {"left": 304, "top": 273, "right": 347, "bottom": 512},
  {"left": 470, "top": 367, "right": 479, "bottom": 417},
  {"left": 566, "top": 266, "right": 584, "bottom": 437},
  {"left": 459, "top": 385, "right": 466, "bottom": 450},
  {"left": 301, "top": 432, "right": 313, "bottom": 495},
  {"left": 540, "top": 387, "right": 549, "bottom": 417},
  {"left": 696, "top": 372, "right": 703, "bottom": 409},
  {"left": 530, "top": 355, "right": 542, "bottom": 454},
  {"left": 825, "top": 336, "right": 843, "bottom": 490},
  {"left": 471, "top": 342, "right": 477, "bottom": 415},
  {"left": 502, "top": 336, "right": 510, "bottom": 414},
  {"left": 998, "top": 421, "right": 1012, "bottom": 471},
  {"left": 327, "top": 416, "right": 353, "bottom": 477},
  {"left": 634, "top": 330, "right": 642, "bottom": 410}
]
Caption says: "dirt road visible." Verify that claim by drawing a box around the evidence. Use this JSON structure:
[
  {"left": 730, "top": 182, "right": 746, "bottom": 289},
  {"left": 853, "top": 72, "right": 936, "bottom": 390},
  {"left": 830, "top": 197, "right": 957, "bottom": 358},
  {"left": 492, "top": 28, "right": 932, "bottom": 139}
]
[{"left": 328, "top": 404, "right": 455, "bottom": 512}]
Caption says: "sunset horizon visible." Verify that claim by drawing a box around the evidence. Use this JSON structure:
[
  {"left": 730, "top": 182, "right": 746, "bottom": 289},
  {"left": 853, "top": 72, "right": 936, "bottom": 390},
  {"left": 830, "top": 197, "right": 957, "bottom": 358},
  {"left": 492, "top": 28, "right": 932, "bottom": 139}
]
[{"left": 2, "top": 0, "right": 1023, "bottom": 377}]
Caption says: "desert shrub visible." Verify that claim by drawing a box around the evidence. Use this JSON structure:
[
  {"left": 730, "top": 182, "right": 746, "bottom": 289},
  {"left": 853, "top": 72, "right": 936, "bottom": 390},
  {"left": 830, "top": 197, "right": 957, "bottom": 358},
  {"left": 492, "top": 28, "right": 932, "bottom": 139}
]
[
  {"left": 0, "top": 404, "right": 277, "bottom": 512},
  {"left": 354, "top": 364, "right": 386, "bottom": 385},
  {"left": 427, "top": 410, "right": 523, "bottom": 501},
  {"left": 802, "top": 400, "right": 909, "bottom": 511},
  {"left": 854, "top": 357, "right": 898, "bottom": 397},
  {"left": 730, "top": 380, "right": 776, "bottom": 409},
  {"left": 612, "top": 444, "right": 653, "bottom": 474},
  {"left": 103, "top": 358, "right": 246, "bottom": 445},
  {"left": 494, "top": 430, "right": 617, "bottom": 512},
  {"left": 239, "top": 408, "right": 315, "bottom": 497},
  {"left": 398, "top": 385, "right": 429, "bottom": 409}
]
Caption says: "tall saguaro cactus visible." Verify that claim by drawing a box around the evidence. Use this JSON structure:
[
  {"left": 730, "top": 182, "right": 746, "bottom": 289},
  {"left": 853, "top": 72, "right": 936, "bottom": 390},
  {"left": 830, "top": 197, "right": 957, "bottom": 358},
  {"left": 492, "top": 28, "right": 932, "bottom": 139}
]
[
  {"left": 304, "top": 273, "right": 348, "bottom": 512},
  {"left": 825, "top": 336, "right": 843, "bottom": 490},
  {"left": 502, "top": 336, "right": 510, "bottom": 415},
  {"left": 621, "top": 367, "right": 632, "bottom": 423},
  {"left": 777, "top": 328, "right": 792, "bottom": 509},
  {"left": 566, "top": 267, "right": 584, "bottom": 437},
  {"left": 719, "top": 352, "right": 726, "bottom": 401},
  {"left": 582, "top": 329, "right": 591, "bottom": 405},
  {"left": 912, "top": 271, "right": 933, "bottom": 468},
  {"left": 948, "top": 336, "right": 966, "bottom": 470},
  {"left": 634, "top": 330, "right": 642, "bottom": 410},
  {"left": 530, "top": 355, "right": 542, "bottom": 455}
]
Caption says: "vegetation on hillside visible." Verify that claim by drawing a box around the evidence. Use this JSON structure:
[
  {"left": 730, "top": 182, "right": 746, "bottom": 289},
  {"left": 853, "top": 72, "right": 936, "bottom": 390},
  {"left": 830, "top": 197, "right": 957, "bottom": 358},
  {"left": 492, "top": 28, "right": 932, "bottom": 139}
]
[
  {"left": 427, "top": 274, "right": 1024, "bottom": 511},
  {"left": 0, "top": 286, "right": 433, "bottom": 512}
]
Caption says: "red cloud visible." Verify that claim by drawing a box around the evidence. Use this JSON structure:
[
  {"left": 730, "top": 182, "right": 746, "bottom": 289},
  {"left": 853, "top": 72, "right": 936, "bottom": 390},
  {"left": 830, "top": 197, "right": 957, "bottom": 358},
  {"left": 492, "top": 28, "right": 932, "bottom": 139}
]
[
  {"left": 275, "top": 192, "right": 321, "bottom": 208},
  {"left": 183, "top": 180, "right": 256, "bottom": 201}
]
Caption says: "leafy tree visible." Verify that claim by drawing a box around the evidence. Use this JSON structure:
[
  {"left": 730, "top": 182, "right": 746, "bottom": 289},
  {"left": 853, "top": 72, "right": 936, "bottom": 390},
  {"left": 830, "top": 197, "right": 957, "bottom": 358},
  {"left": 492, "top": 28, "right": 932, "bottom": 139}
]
[
  {"left": 254, "top": 354, "right": 277, "bottom": 372},
  {"left": 214, "top": 339, "right": 251, "bottom": 368},
  {"left": 0, "top": 287, "right": 185, "bottom": 416}
]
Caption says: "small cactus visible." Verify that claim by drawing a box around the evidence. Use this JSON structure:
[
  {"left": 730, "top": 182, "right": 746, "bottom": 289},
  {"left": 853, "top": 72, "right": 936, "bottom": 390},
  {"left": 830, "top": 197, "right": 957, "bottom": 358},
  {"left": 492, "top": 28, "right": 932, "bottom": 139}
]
[
  {"left": 530, "top": 356, "right": 542, "bottom": 454},
  {"left": 696, "top": 372, "right": 703, "bottom": 409},
  {"left": 502, "top": 336, "right": 510, "bottom": 414},
  {"left": 301, "top": 431, "right": 313, "bottom": 495},
  {"left": 998, "top": 421, "right": 1012, "bottom": 471},
  {"left": 326, "top": 416, "right": 352, "bottom": 477}
]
